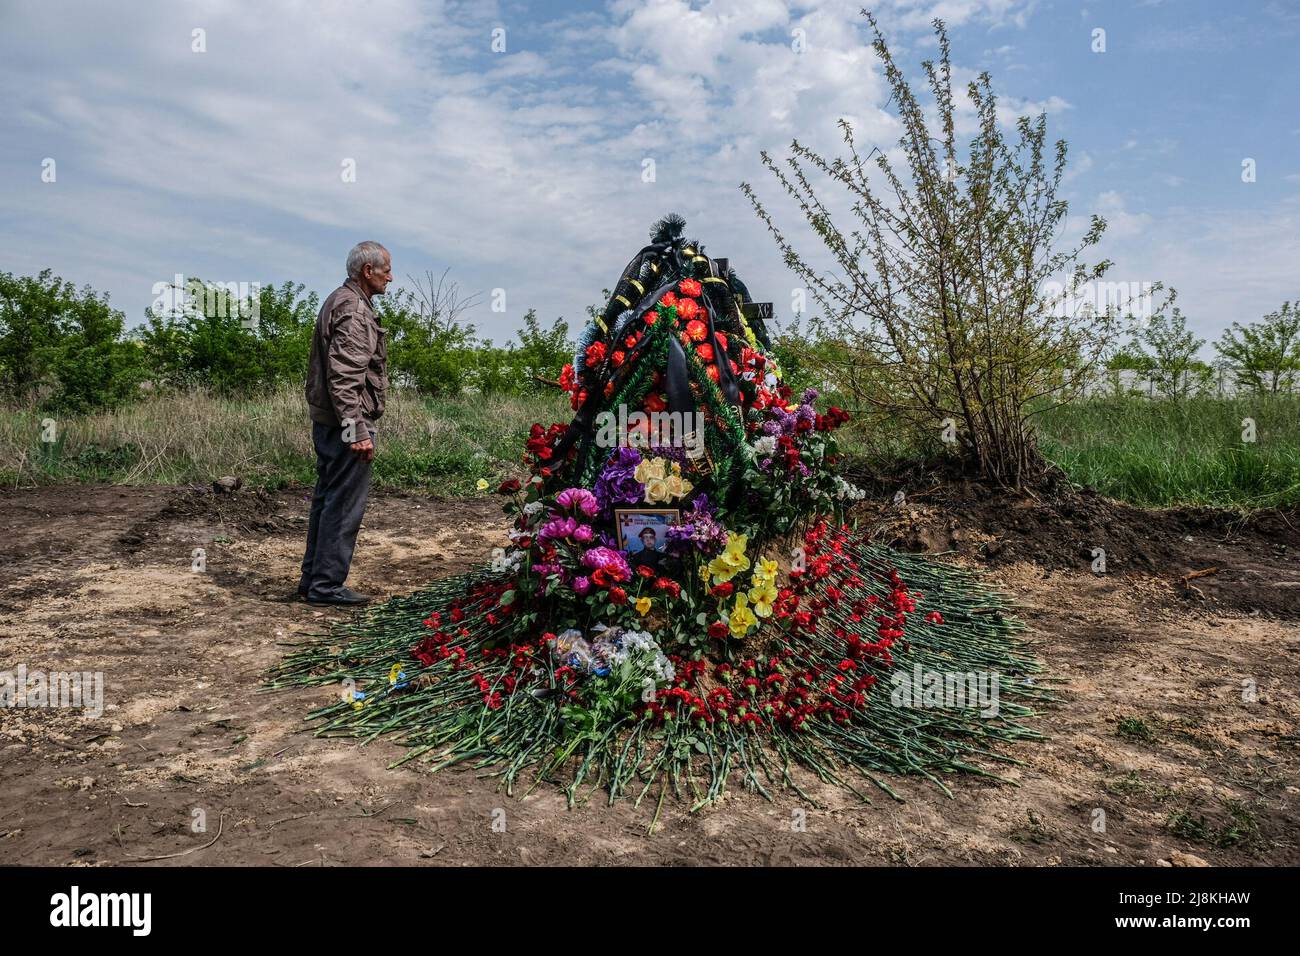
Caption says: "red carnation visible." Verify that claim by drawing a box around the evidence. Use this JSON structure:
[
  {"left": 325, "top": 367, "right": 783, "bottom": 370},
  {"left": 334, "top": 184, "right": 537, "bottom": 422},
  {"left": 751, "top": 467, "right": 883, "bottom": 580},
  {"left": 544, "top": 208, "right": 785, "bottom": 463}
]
[
  {"left": 708, "top": 621, "right": 729, "bottom": 640},
  {"left": 643, "top": 310, "right": 658, "bottom": 326},
  {"left": 679, "top": 278, "right": 702, "bottom": 296},
  {"left": 609, "top": 586, "right": 628, "bottom": 605},
  {"left": 710, "top": 581, "right": 734, "bottom": 599},
  {"left": 676, "top": 297, "right": 700, "bottom": 322},
  {"left": 496, "top": 478, "right": 520, "bottom": 495},
  {"left": 660, "top": 291, "right": 679, "bottom": 308},
  {"left": 685, "top": 319, "right": 707, "bottom": 342},
  {"left": 696, "top": 343, "right": 714, "bottom": 363}
]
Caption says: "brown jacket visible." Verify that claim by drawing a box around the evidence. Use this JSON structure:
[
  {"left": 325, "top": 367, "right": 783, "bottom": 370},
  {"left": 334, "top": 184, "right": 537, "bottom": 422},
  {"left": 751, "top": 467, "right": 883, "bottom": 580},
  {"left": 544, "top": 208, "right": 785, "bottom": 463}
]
[{"left": 306, "top": 279, "right": 388, "bottom": 433}]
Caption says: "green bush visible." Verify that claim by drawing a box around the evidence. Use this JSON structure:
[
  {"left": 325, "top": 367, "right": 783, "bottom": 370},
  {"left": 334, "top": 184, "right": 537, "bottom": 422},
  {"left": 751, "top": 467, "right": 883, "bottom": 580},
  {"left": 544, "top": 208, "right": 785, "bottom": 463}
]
[{"left": 0, "top": 269, "right": 143, "bottom": 412}]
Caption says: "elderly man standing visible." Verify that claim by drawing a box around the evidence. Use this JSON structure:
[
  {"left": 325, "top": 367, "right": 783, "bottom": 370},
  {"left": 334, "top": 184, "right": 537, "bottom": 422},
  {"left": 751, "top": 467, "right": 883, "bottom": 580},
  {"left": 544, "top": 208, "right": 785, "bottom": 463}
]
[{"left": 299, "top": 241, "right": 392, "bottom": 605}]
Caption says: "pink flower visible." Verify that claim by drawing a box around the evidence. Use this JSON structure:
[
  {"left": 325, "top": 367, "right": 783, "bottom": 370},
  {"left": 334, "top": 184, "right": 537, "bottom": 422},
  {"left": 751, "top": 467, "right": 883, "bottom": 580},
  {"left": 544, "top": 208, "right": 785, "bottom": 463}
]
[
  {"left": 573, "top": 576, "right": 591, "bottom": 596},
  {"left": 573, "top": 524, "right": 594, "bottom": 544},
  {"left": 555, "top": 487, "right": 599, "bottom": 518},
  {"left": 581, "top": 546, "right": 631, "bottom": 582},
  {"left": 539, "top": 516, "right": 578, "bottom": 542}
]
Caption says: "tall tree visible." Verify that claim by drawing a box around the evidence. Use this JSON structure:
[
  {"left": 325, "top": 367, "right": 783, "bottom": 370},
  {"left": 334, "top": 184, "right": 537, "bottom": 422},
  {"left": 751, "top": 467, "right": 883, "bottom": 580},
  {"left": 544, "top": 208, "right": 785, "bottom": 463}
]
[
  {"left": 743, "top": 13, "right": 1126, "bottom": 487},
  {"left": 1215, "top": 301, "right": 1300, "bottom": 394},
  {"left": 1130, "top": 304, "right": 1208, "bottom": 399}
]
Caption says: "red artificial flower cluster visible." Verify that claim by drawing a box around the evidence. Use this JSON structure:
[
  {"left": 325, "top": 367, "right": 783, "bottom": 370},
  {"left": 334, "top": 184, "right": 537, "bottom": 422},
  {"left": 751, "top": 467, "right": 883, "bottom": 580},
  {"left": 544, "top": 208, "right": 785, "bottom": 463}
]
[
  {"left": 815, "top": 406, "right": 851, "bottom": 431},
  {"left": 653, "top": 576, "right": 681, "bottom": 599},
  {"left": 524, "top": 422, "right": 567, "bottom": 474},
  {"left": 775, "top": 434, "right": 803, "bottom": 473}
]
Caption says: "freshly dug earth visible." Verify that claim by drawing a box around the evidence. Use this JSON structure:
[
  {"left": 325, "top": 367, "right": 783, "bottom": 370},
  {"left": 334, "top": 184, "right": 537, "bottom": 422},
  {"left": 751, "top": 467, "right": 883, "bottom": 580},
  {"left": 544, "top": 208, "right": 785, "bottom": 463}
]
[
  {"left": 1, "top": 483, "right": 1296, "bottom": 866},
  {"left": 857, "top": 478, "right": 1299, "bottom": 617}
]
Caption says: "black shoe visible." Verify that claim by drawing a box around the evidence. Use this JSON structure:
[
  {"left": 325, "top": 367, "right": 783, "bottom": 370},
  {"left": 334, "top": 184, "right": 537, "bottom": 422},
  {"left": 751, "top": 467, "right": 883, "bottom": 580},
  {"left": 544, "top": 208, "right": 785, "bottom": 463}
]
[{"left": 306, "top": 587, "right": 372, "bottom": 606}]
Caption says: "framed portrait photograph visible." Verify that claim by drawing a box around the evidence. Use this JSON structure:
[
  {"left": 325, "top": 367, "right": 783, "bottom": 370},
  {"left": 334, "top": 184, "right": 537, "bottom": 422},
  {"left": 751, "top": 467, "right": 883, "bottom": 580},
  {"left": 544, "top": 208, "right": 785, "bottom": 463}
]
[{"left": 615, "top": 508, "right": 680, "bottom": 574}]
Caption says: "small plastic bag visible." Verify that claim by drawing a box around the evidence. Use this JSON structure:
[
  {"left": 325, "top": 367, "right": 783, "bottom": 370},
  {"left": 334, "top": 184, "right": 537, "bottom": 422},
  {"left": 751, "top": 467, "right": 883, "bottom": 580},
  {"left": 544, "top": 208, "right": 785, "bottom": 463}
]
[{"left": 551, "top": 629, "right": 594, "bottom": 672}]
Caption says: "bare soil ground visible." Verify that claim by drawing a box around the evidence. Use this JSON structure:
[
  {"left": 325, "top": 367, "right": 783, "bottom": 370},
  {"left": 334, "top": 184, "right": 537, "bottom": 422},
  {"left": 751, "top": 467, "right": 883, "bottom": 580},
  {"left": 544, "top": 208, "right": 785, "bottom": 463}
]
[{"left": 1, "top": 483, "right": 1296, "bottom": 866}]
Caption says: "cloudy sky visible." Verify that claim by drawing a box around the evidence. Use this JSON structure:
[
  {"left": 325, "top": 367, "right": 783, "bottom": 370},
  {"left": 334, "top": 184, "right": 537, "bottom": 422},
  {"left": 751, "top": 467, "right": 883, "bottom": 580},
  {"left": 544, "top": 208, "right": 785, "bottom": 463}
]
[{"left": 2, "top": 0, "right": 1297, "bottom": 348}]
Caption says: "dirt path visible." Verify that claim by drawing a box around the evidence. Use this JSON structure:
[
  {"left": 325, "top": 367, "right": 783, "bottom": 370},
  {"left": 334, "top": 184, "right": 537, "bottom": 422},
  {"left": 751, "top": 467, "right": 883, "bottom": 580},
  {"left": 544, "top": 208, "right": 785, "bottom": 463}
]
[{"left": 1, "top": 484, "right": 1296, "bottom": 866}]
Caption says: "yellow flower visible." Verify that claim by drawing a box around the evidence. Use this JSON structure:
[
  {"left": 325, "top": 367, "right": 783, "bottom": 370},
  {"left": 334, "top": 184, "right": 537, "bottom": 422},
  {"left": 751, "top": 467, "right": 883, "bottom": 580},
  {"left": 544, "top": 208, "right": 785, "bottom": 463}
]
[
  {"left": 748, "top": 582, "right": 778, "bottom": 618},
  {"left": 757, "top": 557, "right": 779, "bottom": 582},
  {"left": 634, "top": 457, "right": 667, "bottom": 484},
  {"left": 665, "top": 474, "right": 693, "bottom": 500},
  {"left": 729, "top": 594, "right": 758, "bottom": 637},
  {"left": 476, "top": 478, "right": 489, "bottom": 491},
  {"left": 709, "top": 532, "right": 751, "bottom": 584},
  {"left": 388, "top": 663, "right": 404, "bottom": 685},
  {"left": 644, "top": 477, "right": 670, "bottom": 503},
  {"left": 635, "top": 596, "right": 652, "bottom": 616}
]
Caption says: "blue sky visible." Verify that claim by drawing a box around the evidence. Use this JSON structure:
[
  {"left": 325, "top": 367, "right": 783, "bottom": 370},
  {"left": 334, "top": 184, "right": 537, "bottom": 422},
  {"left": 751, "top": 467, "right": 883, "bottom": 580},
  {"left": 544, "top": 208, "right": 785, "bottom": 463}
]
[{"left": 1, "top": 0, "right": 1297, "bottom": 351}]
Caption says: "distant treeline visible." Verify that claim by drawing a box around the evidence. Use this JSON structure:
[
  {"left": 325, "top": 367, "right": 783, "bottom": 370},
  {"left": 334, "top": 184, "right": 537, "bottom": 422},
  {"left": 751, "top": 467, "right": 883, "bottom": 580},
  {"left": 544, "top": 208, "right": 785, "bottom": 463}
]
[
  {"left": 0, "top": 270, "right": 577, "bottom": 412},
  {"left": 1, "top": 269, "right": 1296, "bottom": 413}
]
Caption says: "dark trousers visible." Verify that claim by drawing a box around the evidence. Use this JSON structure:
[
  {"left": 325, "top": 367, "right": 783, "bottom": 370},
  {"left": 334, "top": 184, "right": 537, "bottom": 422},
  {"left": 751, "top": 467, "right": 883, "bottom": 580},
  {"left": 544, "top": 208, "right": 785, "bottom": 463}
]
[{"left": 300, "top": 422, "right": 374, "bottom": 598}]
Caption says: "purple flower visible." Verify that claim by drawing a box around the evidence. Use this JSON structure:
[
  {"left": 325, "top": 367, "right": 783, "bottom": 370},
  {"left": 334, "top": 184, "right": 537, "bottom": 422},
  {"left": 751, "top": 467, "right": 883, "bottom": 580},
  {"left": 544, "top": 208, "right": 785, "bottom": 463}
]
[
  {"left": 555, "top": 487, "right": 599, "bottom": 518},
  {"left": 593, "top": 447, "right": 644, "bottom": 514},
  {"left": 665, "top": 494, "right": 728, "bottom": 556},
  {"left": 573, "top": 576, "right": 591, "bottom": 596},
  {"left": 801, "top": 387, "right": 820, "bottom": 404},
  {"left": 573, "top": 524, "right": 594, "bottom": 544}
]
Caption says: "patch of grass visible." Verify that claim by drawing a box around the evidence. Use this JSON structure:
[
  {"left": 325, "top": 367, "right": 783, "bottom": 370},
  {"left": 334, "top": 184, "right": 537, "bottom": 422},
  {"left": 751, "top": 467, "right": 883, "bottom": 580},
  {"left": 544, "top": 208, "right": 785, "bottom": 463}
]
[
  {"left": 1116, "top": 716, "right": 1157, "bottom": 742},
  {"left": 1166, "top": 808, "right": 1211, "bottom": 842},
  {"left": 1036, "top": 395, "right": 1300, "bottom": 510},
  {"left": 0, "top": 386, "right": 570, "bottom": 494},
  {"left": 5, "top": 388, "right": 1297, "bottom": 509},
  {"left": 1165, "top": 798, "right": 1264, "bottom": 851},
  {"left": 1216, "top": 799, "right": 1262, "bottom": 849}
]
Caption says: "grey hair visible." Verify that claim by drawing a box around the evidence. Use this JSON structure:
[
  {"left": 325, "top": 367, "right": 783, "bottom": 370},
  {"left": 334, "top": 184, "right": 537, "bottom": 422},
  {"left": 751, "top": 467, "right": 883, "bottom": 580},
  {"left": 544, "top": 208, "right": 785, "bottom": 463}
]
[{"left": 346, "top": 241, "right": 389, "bottom": 280}]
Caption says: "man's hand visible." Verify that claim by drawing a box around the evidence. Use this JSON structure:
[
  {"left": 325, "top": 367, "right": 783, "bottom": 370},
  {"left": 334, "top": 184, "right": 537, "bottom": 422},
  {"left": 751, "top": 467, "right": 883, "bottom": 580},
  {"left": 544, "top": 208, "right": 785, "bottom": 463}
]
[{"left": 350, "top": 437, "right": 375, "bottom": 462}]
